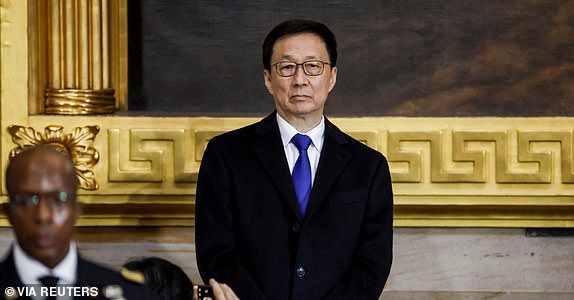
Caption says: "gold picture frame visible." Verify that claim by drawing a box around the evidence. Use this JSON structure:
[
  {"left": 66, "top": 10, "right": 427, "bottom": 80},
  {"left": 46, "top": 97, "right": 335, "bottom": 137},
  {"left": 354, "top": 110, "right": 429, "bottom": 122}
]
[{"left": 1, "top": 1, "right": 572, "bottom": 227}]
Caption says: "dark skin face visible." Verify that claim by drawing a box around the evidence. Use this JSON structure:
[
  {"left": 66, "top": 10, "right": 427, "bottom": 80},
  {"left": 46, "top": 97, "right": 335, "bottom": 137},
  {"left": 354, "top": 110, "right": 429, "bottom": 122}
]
[{"left": 4, "top": 148, "right": 81, "bottom": 269}]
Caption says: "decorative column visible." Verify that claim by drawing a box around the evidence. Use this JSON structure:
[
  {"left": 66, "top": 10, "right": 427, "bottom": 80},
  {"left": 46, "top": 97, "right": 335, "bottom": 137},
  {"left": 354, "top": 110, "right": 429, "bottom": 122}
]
[{"left": 45, "top": 0, "right": 115, "bottom": 114}]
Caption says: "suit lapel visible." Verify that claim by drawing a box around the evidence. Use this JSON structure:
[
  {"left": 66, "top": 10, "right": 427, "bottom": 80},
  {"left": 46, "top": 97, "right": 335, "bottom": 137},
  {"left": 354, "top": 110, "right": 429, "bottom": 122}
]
[
  {"left": 1, "top": 249, "right": 32, "bottom": 300},
  {"left": 305, "top": 119, "right": 351, "bottom": 221},
  {"left": 1, "top": 250, "right": 24, "bottom": 285},
  {"left": 76, "top": 255, "right": 88, "bottom": 283},
  {"left": 252, "top": 113, "right": 303, "bottom": 219}
]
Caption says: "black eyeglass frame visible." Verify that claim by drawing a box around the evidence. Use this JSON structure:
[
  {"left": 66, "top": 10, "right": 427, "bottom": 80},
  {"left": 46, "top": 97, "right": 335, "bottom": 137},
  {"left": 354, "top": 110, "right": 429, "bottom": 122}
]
[
  {"left": 9, "top": 188, "right": 72, "bottom": 211},
  {"left": 272, "top": 60, "right": 331, "bottom": 77}
]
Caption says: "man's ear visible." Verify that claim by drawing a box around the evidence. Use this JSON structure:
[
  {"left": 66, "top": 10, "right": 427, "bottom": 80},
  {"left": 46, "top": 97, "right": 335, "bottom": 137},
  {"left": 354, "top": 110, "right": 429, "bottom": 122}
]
[
  {"left": 328, "top": 66, "right": 337, "bottom": 92},
  {"left": 264, "top": 70, "right": 274, "bottom": 96}
]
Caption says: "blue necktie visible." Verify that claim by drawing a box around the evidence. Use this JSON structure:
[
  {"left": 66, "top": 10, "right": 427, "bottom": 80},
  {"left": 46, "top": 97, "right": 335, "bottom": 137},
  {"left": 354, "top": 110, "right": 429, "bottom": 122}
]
[{"left": 291, "top": 134, "right": 312, "bottom": 217}]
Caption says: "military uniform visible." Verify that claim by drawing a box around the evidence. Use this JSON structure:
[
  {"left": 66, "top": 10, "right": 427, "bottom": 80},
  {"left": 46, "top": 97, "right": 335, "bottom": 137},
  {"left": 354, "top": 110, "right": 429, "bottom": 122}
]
[{"left": 0, "top": 249, "right": 159, "bottom": 300}]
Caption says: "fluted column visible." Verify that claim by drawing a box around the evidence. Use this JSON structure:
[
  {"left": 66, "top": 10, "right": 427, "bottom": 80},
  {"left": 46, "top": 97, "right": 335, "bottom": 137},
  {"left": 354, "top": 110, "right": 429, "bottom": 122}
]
[{"left": 45, "top": 0, "right": 115, "bottom": 114}]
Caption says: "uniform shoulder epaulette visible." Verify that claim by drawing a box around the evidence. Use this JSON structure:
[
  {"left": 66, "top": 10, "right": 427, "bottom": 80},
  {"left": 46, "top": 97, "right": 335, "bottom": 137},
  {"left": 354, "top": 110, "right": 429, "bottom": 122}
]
[{"left": 119, "top": 267, "right": 146, "bottom": 284}]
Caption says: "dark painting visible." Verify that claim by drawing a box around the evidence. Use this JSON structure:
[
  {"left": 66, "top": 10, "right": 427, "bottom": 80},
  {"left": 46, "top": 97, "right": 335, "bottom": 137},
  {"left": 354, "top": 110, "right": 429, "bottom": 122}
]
[{"left": 128, "top": 0, "right": 574, "bottom": 116}]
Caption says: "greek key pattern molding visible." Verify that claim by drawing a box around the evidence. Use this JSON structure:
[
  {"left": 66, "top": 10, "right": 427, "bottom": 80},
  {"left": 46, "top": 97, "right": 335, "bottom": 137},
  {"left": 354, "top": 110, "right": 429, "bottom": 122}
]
[
  {"left": 387, "top": 130, "right": 574, "bottom": 184},
  {"left": 107, "top": 129, "right": 224, "bottom": 183},
  {"left": 105, "top": 128, "right": 574, "bottom": 187}
]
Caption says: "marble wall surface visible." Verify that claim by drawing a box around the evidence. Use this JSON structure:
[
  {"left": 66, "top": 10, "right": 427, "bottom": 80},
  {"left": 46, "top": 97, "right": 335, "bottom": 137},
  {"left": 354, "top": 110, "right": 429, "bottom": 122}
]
[{"left": 0, "top": 227, "right": 572, "bottom": 299}]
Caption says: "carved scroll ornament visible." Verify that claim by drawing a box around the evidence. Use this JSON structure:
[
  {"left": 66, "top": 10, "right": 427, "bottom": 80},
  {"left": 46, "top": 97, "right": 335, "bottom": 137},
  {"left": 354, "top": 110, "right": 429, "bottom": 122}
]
[{"left": 7, "top": 125, "right": 100, "bottom": 190}]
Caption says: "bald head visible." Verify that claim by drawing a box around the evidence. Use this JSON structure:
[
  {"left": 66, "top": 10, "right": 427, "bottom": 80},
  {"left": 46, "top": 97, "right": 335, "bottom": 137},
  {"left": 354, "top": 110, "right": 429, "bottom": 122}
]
[{"left": 6, "top": 146, "right": 78, "bottom": 200}]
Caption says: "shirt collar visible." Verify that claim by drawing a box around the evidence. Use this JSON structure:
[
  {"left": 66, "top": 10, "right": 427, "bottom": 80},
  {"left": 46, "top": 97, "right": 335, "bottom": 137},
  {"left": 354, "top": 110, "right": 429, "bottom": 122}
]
[
  {"left": 276, "top": 113, "right": 325, "bottom": 151},
  {"left": 13, "top": 241, "right": 78, "bottom": 285}
]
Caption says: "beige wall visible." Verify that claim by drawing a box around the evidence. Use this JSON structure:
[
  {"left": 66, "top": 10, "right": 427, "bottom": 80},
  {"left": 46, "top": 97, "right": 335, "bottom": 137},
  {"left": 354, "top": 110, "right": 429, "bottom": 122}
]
[{"left": 1, "top": 227, "right": 572, "bottom": 298}]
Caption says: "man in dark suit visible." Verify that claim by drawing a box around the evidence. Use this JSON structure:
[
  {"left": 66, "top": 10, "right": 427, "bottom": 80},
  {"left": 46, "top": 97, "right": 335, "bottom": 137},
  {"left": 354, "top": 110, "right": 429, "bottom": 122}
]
[
  {"left": 195, "top": 19, "right": 394, "bottom": 300},
  {"left": 0, "top": 145, "right": 158, "bottom": 299}
]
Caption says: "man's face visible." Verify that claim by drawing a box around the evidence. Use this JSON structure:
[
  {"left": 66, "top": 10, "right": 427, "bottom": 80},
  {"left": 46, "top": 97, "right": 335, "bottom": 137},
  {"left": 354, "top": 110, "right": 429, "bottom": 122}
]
[
  {"left": 6, "top": 151, "right": 80, "bottom": 269},
  {"left": 264, "top": 33, "right": 337, "bottom": 122}
]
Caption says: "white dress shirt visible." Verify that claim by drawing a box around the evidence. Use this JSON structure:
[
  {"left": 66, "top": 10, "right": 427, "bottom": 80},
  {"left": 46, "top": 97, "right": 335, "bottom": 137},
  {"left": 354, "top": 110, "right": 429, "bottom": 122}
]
[
  {"left": 14, "top": 241, "right": 77, "bottom": 300},
  {"left": 276, "top": 113, "right": 325, "bottom": 185}
]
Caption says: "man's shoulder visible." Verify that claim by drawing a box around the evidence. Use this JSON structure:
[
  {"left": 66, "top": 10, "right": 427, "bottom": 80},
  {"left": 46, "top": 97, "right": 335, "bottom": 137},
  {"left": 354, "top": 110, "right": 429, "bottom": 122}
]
[
  {"left": 0, "top": 250, "right": 158, "bottom": 299},
  {"left": 347, "top": 134, "right": 384, "bottom": 159},
  {"left": 0, "top": 249, "right": 11, "bottom": 266},
  {"left": 78, "top": 256, "right": 123, "bottom": 280},
  {"left": 77, "top": 256, "right": 141, "bottom": 284},
  {"left": 78, "top": 256, "right": 158, "bottom": 299},
  {"left": 0, "top": 250, "right": 18, "bottom": 283},
  {"left": 326, "top": 119, "right": 384, "bottom": 160},
  {"left": 213, "top": 122, "right": 259, "bottom": 141},
  {"left": 210, "top": 113, "right": 274, "bottom": 145}
]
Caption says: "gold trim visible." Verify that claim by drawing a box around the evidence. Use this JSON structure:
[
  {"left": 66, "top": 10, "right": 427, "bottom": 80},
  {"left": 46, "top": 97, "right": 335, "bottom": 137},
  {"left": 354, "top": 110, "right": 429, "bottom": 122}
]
[
  {"left": 42, "top": 0, "right": 116, "bottom": 114},
  {"left": 45, "top": 88, "right": 115, "bottom": 114},
  {"left": 7, "top": 125, "right": 101, "bottom": 190},
  {"left": 119, "top": 268, "right": 146, "bottom": 284},
  {"left": 28, "top": 0, "right": 47, "bottom": 114},
  {"left": 109, "top": 0, "right": 128, "bottom": 110}
]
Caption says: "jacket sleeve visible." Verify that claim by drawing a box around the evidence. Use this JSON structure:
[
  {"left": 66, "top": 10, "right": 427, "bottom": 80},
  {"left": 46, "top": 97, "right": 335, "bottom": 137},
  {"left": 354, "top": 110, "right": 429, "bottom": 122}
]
[
  {"left": 195, "top": 139, "right": 268, "bottom": 300},
  {"left": 323, "top": 155, "right": 394, "bottom": 300}
]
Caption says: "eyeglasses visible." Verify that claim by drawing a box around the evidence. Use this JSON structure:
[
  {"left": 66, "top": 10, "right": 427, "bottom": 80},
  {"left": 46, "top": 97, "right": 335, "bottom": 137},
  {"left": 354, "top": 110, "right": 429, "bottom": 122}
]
[
  {"left": 10, "top": 189, "right": 71, "bottom": 211},
  {"left": 273, "top": 60, "right": 331, "bottom": 77}
]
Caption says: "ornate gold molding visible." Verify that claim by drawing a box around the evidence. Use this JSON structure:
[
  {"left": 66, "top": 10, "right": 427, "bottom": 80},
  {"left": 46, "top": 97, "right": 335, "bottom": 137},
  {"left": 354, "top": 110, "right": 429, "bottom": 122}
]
[
  {"left": 7, "top": 125, "right": 100, "bottom": 190},
  {"left": 0, "top": 116, "right": 573, "bottom": 227},
  {"left": 101, "top": 126, "right": 574, "bottom": 190},
  {"left": 388, "top": 130, "right": 574, "bottom": 184},
  {"left": 45, "top": 88, "right": 115, "bottom": 114},
  {"left": 43, "top": 0, "right": 115, "bottom": 114},
  {"left": 108, "top": 129, "right": 198, "bottom": 183}
]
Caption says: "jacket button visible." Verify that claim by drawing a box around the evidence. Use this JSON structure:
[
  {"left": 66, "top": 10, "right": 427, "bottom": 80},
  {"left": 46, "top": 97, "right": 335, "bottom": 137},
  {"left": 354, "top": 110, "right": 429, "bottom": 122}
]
[
  {"left": 296, "top": 266, "right": 306, "bottom": 278},
  {"left": 292, "top": 223, "right": 300, "bottom": 232}
]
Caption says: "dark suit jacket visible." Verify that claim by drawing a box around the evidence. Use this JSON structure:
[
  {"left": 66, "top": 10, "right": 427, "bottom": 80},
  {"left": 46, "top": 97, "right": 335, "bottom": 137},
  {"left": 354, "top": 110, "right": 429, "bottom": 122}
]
[
  {"left": 0, "top": 248, "right": 158, "bottom": 300},
  {"left": 196, "top": 113, "right": 393, "bottom": 300}
]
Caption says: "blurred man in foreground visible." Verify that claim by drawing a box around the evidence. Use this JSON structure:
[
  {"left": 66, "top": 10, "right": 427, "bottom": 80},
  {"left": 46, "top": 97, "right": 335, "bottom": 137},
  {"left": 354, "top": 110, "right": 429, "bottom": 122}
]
[
  {"left": 0, "top": 145, "right": 238, "bottom": 300},
  {"left": 0, "top": 145, "right": 158, "bottom": 299}
]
